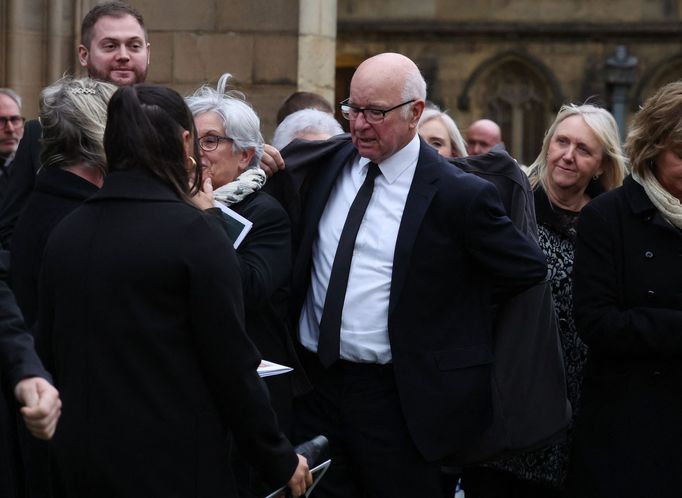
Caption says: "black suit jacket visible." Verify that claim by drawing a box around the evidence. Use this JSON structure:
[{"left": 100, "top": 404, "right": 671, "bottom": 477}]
[
  {"left": 37, "top": 169, "right": 297, "bottom": 497},
  {"left": 0, "top": 249, "right": 50, "bottom": 498},
  {"left": 0, "top": 249, "right": 49, "bottom": 388},
  {"left": 286, "top": 135, "right": 547, "bottom": 461}
]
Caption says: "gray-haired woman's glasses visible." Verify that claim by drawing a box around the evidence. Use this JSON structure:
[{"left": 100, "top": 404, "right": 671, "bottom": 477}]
[{"left": 198, "top": 135, "right": 233, "bottom": 152}]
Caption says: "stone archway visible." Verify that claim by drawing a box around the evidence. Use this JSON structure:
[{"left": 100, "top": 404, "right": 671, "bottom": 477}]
[
  {"left": 631, "top": 54, "right": 682, "bottom": 111},
  {"left": 458, "top": 50, "right": 562, "bottom": 164}
]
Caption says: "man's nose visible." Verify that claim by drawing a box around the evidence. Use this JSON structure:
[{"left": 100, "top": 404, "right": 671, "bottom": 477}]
[
  {"left": 355, "top": 111, "right": 371, "bottom": 129},
  {"left": 116, "top": 46, "right": 130, "bottom": 60}
]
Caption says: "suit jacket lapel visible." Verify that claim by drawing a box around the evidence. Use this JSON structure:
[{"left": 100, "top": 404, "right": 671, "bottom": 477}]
[{"left": 389, "top": 140, "right": 441, "bottom": 315}]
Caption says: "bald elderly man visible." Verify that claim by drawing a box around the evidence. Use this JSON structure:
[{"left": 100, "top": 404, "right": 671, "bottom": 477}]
[
  {"left": 466, "top": 118, "right": 503, "bottom": 155},
  {"left": 286, "top": 52, "right": 546, "bottom": 498}
]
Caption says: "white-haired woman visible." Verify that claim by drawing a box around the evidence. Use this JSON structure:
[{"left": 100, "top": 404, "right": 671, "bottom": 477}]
[
  {"left": 186, "top": 71, "right": 305, "bottom": 440},
  {"left": 272, "top": 108, "right": 343, "bottom": 151},
  {"left": 418, "top": 108, "right": 467, "bottom": 158},
  {"left": 464, "top": 104, "right": 627, "bottom": 497}
]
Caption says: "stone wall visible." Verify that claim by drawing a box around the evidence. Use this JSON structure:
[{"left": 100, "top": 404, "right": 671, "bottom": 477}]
[
  {"left": 0, "top": 0, "right": 337, "bottom": 139},
  {"left": 337, "top": 0, "right": 682, "bottom": 162}
]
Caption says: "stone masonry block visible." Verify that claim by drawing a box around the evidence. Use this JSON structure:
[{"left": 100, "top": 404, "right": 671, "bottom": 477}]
[
  {"left": 254, "top": 35, "right": 298, "bottom": 84},
  {"left": 298, "top": 35, "right": 335, "bottom": 91},
  {"left": 173, "top": 32, "right": 254, "bottom": 85},
  {"left": 135, "top": 0, "right": 215, "bottom": 31},
  {"left": 147, "top": 32, "right": 173, "bottom": 83},
  {"left": 217, "top": 0, "right": 299, "bottom": 32},
  {"left": 299, "top": 0, "right": 337, "bottom": 37}
]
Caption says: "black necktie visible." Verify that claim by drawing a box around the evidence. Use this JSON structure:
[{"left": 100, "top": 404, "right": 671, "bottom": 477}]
[{"left": 317, "top": 162, "right": 381, "bottom": 367}]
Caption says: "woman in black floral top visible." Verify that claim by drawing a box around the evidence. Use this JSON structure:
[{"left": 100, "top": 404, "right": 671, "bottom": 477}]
[{"left": 463, "top": 104, "right": 626, "bottom": 497}]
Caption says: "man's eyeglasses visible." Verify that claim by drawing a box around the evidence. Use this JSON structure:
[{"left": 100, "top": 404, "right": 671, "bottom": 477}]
[
  {"left": 0, "top": 115, "right": 25, "bottom": 129},
  {"left": 198, "top": 135, "right": 233, "bottom": 152},
  {"left": 339, "top": 99, "right": 415, "bottom": 124}
]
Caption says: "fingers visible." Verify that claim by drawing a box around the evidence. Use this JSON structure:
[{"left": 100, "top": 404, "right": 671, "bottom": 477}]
[
  {"left": 288, "top": 454, "right": 311, "bottom": 497},
  {"left": 260, "top": 144, "right": 285, "bottom": 177},
  {"left": 202, "top": 176, "right": 213, "bottom": 194},
  {"left": 17, "top": 379, "right": 62, "bottom": 440}
]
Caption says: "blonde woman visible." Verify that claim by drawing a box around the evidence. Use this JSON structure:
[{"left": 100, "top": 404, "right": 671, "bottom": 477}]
[
  {"left": 418, "top": 108, "right": 467, "bottom": 158},
  {"left": 464, "top": 104, "right": 626, "bottom": 497}
]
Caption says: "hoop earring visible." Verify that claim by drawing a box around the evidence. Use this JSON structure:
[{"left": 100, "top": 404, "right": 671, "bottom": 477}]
[
  {"left": 187, "top": 156, "right": 197, "bottom": 169},
  {"left": 592, "top": 174, "right": 600, "bottom": 181}
]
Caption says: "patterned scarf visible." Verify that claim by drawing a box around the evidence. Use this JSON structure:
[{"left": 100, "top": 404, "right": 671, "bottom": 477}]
[
  {"left": 213, "top": 167, "right": 266, "bottom": 206},
  {"left": 632, "top": 167, "right": 682, "bottom": 229}
]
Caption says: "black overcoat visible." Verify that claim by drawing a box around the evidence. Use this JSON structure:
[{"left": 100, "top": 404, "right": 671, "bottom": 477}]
[
  {"left": 569, "top": 176, "right": 682, "bottom": 498},
  {"left": 37, "top": 169, "right": 297, "bottom": 498}
]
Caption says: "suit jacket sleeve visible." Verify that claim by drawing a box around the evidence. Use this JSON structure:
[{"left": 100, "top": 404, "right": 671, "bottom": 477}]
[
  {"left": 184, "top": 216, "right": 297, "bottom": 487},
  {"left": 0, "top": 249, "right": 51, "bottom": 388},
  {"left": 464, "top": 180, "right": 547, "bottom": 295},
  {"left": 573, "top": 200, "right": 682, "bottom": 358}
]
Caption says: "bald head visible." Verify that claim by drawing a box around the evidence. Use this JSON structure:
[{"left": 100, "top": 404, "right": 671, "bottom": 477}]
[
  {"left": 352, "top": 53, "right": 426, "bottom": 104},
  {"left": 348, "top": 53, "right": 426, "bottom": 163},
  {"left": 466, "top": 119, "right": 502, "bottom": 155}
]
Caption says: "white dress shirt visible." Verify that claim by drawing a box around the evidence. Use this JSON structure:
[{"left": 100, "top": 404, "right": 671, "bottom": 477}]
[{"left": 299, "top": 134, "right": 420, "bottom": 363}]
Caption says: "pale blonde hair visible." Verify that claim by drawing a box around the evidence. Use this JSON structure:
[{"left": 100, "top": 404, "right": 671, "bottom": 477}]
[{"left": 528, "top": 104, "right": 627, "bottom": 193}]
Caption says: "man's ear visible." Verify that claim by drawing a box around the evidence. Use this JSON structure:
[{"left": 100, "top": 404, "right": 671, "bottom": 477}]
[
  {"left": 78, "top": 45, "right": 89, "bottom": 67},
  {"left": 409, "top": 100, "right": 426, "bottom": 129}
]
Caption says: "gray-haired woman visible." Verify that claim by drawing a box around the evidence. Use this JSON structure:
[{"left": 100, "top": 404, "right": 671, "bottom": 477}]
[{"left": 187, "top": 72, "right": 306, "bottom": 435}]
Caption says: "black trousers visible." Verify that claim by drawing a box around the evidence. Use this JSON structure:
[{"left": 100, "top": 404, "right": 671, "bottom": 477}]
[{"left": 293, "top": 351, "right": 443, "bottom": 498}]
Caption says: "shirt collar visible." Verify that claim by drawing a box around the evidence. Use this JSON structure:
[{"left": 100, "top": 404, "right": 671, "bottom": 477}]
[{"left": 358, "top": 133, "right": 420, "bottom": 184}]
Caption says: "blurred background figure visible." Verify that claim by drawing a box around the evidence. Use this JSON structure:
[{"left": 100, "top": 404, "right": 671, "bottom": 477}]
[
  {"left": 187, "top": 74, "right": 308, "bottom": 496},
  {"left": 418, "top": 108, "right": 467, "bottom": 158},
  {"left": 463, "top": 103, "right": 626, "bottom": 497},
  {"left": 272, "top": 108, "right": 343, "bottom": 150},
  {"left": 276, "top": 91, "right": 334, "bottom": 125},
  {"left": 568, "top": 81, "right": 682, "bottom": 498},
  {"left": 466, "top": 118, "right": 503, "bottom": 155},
  {"left": 0, "top": 89, "right": 25, "bottom": 201}
]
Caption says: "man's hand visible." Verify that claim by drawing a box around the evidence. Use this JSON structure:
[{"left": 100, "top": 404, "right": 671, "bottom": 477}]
[
  {"left": 191, "top": 177, "right": 215, "bottom": 210},
  {"left": 287, "top": 454, "right": 312, "bottom": 497},
  {"left": 260, "top": 144, "right": 285, "bottom": 178},
  {"left": 14, "top": 377, "right": 61, "bottom": 440}
]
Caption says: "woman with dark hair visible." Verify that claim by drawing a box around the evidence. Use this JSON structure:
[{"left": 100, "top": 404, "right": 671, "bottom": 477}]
[
  {"left": 567, "top": 81, "right": 682, "bottom": 498},
  {"left": 37, "top": 84, "right": 311, "bottom": 497}
]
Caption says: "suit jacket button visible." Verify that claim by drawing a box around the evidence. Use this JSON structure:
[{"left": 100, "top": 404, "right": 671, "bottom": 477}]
[{"left": 644, "top": 250, "right": 654, "bottom": 259}]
